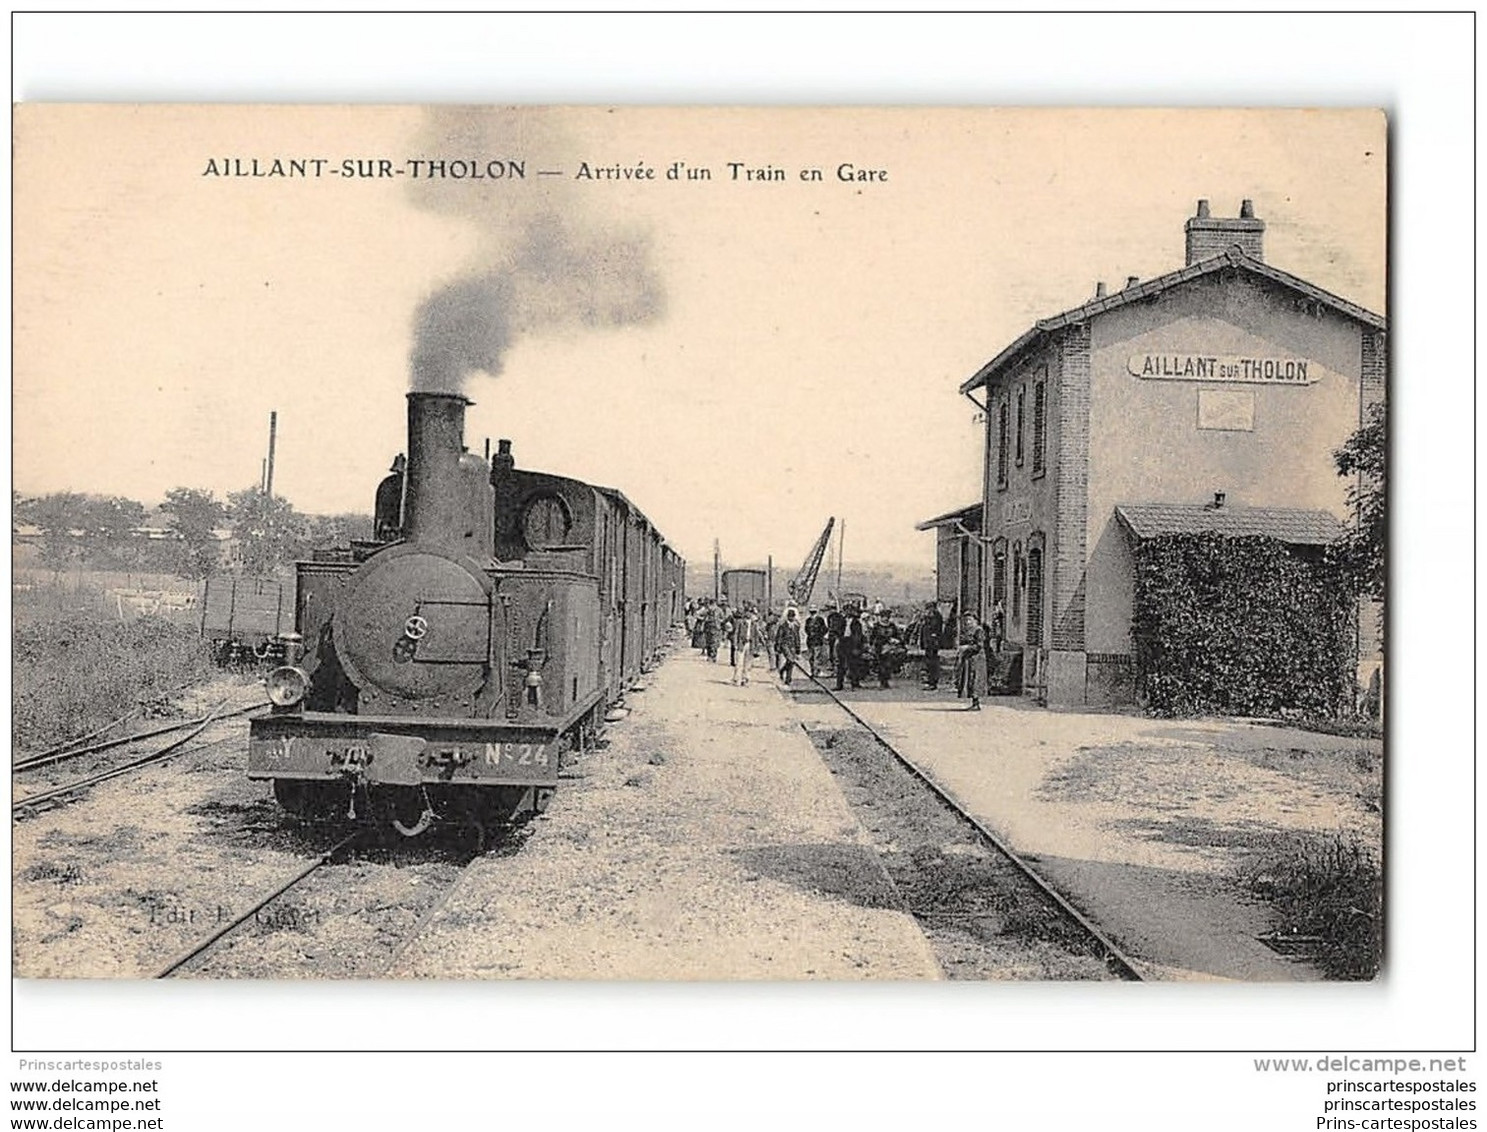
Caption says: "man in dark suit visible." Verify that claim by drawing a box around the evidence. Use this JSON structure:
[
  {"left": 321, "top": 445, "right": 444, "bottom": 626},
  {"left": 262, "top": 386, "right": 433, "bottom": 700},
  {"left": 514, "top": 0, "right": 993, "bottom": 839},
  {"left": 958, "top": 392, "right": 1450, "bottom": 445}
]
[
  {"left": 804, "top": 607, "right": 827, "bottom": 677},
  {"left": 918, "top": 601, "right": 945, "bottom": 690},
  {"left": 374, "top": 454, "right": 406, "bottom": 541},
  {"left": 826, "top": 604, "right": 846, "bottom": 681},
  {"left": 836, "top": 606, "right": 865, "bottom": 690}
]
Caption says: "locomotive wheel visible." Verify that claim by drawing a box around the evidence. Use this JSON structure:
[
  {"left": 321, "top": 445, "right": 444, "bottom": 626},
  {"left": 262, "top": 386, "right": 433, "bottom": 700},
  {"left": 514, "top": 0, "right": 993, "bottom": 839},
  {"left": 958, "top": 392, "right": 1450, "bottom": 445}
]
[{"left": 273, "top": 779, "right": 348, "bottom": 821}]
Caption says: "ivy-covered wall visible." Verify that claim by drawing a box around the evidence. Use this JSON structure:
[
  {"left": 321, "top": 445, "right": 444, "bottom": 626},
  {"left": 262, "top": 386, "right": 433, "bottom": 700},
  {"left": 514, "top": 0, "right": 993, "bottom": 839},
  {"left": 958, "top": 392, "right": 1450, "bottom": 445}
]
[{"left": 1132, "top": 533, "right": 1354, "bottom": 718}]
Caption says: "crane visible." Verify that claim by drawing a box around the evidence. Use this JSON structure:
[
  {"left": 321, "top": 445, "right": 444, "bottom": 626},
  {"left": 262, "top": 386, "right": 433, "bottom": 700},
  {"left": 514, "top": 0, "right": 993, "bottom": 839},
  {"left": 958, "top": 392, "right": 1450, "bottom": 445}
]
[{"left": 787, "top": 518, "right": 835, "bottom": 608}]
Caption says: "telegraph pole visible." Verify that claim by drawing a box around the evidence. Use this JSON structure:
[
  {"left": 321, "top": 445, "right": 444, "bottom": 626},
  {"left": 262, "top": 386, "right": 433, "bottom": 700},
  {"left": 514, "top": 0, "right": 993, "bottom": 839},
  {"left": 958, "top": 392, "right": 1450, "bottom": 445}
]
[
  {"left": 264, "top": 410, "right": 278, "bottom": 497},
  {"left": 836, "top": 518, "right": 844, "bottom": 603},
  {"left": 713, "top": 539, "right": 720, "bottom": 601}
]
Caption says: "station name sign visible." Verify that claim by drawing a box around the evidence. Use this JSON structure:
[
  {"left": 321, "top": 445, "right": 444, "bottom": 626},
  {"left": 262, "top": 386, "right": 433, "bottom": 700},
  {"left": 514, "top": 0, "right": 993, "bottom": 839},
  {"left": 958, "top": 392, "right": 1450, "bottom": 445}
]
[
  {"left": 1127, "top": 354, "right": 1316, "bottom": 385},
  {"left": 1002, "top": 498, "right": 1032, "bottom": 525}
]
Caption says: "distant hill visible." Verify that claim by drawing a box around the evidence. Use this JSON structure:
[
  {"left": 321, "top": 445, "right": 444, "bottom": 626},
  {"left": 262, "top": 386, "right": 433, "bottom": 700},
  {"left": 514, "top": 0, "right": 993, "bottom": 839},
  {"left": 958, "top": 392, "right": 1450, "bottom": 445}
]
[{"left": 684, "top": 561, "right": 935, "bottom": 609}]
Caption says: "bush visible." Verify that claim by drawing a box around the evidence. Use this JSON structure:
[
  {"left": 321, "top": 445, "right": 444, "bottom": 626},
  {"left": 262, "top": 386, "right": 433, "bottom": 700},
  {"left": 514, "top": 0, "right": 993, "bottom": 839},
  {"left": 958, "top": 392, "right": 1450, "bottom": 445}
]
[
  {"left": 1245, "top": 831, "right": 1382, "bottom": 980},
  {"left": 1133, "top": 533, "right": 1354, "bottom": 718},
  {"left": 12, "top": 611, "right": 215, "bottom": 750}
]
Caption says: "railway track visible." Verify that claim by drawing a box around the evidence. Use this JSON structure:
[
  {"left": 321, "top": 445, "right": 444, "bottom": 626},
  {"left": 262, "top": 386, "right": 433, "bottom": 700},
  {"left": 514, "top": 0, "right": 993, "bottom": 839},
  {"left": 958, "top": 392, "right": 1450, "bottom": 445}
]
[
  {"left": 154, "top": 831, "right": 364, "bottom": 978},
  {"left": 153, "top": 829, "right": 492, "bottom": 979},
  {"left": 799, "top": 670, "right": 1145, "bottom": 981},
  {"left": 150, "top": 815, "right": 511, "bottom": 975},
  {"left": 12, "top": 701, "right": 267, "bottom": 815},
  {"left": 13, "top": 701, "right": 268, "bottom": 774}
]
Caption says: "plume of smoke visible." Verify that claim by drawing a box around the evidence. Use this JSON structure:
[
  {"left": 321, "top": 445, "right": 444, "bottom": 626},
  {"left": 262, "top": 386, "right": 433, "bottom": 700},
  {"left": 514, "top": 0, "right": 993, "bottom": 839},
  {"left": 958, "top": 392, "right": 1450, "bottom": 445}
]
[{"left": 407, "top": 108, "right": 665, "bottom": 393}]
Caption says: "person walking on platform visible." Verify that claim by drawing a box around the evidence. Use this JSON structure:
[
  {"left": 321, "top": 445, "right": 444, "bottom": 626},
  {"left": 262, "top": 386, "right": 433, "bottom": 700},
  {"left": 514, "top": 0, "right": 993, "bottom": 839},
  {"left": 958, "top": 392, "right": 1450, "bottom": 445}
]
[
  {"left": 775, "top": 607, "right": 803, "bottom": 685},
  {"left": 804, "top": 607, "right": 827, "bottom": 678},
  {"left": 724, "top": 603, "right": 740, "bottom": 667},
  {"left": 957, "top": 612, "right": 988, "bottom": 710},
  {"left": 730, "top": 603, "right": 758, "bottom": 685},
  {"left": 836, "top": 607, "right": 865, "bottom": 690},
  {"left": 691, "top": 599, "right": 707, "bottom": 650},
  {"left": 826, "top": 604, "right": 846, "bottom": 678},
  {"left": 702, "top": 601, "right": 722, "bottom": 663},
  {"left": 869, "top": 611, "right": 897, "bottom": 689},
  {"left": 751, "top": 610, "right": 772, "bottom": 677},
  {"left": 919, "top": 601, "right": 945, "bottom": 690}
]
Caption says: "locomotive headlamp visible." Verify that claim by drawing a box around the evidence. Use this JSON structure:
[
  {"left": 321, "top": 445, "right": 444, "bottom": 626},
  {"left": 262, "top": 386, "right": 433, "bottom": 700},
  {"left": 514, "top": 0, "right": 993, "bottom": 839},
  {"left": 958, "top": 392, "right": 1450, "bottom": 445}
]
[{"left": 266, "top": 665, "right": 310, "bottom": 710}]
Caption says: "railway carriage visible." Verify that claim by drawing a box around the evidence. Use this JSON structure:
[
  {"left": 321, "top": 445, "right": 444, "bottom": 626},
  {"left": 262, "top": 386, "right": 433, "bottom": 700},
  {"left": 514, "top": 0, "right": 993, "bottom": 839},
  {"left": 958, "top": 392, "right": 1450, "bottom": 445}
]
[
  {"left": 722, "top": 568, "right": 767, "bottom": 610},
  {"left": 248, "top": 392, "right": 682, "bottom": 836}
]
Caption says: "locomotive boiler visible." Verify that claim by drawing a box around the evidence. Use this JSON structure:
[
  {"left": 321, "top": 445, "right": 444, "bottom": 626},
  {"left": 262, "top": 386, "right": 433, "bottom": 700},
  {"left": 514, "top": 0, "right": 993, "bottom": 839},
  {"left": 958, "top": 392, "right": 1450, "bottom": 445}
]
[{"left": 248, "top": 391, "right": 683, "bottom": 836}]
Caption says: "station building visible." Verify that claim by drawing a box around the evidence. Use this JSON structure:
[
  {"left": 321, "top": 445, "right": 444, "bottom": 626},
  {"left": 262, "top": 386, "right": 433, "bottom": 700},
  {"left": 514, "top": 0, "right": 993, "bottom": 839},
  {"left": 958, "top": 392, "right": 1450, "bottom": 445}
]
[
  {"left": 915, "top": 502, "right": 982, "bottom": 621},
  {"left": 936, "top": 201, "right": 1385, "bottom": 707}
]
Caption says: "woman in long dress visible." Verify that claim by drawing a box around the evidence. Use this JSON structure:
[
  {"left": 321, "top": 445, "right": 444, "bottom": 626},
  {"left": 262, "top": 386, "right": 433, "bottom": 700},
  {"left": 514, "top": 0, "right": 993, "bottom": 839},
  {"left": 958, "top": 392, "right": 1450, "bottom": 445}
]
[{"left": 957, "top": 613, "right": 989, "bottom": 711}]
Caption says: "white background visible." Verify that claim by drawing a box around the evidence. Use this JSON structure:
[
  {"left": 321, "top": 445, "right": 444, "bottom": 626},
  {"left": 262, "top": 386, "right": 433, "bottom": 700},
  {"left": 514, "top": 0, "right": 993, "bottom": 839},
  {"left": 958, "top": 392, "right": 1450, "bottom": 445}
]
[{"left": 7, "top": 11, "right": 1477, "bottom": 1126}]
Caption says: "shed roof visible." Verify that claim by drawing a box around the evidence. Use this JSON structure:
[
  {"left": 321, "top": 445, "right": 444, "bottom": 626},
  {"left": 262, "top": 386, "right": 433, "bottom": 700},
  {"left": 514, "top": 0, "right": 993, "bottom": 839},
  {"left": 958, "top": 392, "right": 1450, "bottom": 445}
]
[
  {"left": 1114, "top": 502, "right": 1347, "bottom": 546},
  {"left": 961, "top": 249, "right": 1386, "bottom": 395},
  {"left": 915, "top": 503, "right": 983, "bottom": 532}
]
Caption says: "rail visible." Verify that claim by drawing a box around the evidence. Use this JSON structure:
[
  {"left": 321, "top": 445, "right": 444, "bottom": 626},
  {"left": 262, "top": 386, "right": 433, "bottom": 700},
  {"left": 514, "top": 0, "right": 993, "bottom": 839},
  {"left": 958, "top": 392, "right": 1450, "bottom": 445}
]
[
  {"left": 12, "top": 702, "right": 251, "bottom": 812},
  {"left": 14, "top": 701, "right": 268, "bottom": 774},
  {"left": 798, "top": 669, "right": 1145, "bottom": 981},
  {"left": 154, "top": 831, "right": 364, "bottom": 978}
]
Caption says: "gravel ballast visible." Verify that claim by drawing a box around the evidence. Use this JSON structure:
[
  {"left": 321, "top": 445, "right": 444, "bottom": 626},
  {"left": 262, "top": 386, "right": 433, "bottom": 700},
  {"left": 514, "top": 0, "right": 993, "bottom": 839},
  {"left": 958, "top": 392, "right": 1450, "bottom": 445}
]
[{"left": 392, "top": 648, "right": 942, "bottom": 980}]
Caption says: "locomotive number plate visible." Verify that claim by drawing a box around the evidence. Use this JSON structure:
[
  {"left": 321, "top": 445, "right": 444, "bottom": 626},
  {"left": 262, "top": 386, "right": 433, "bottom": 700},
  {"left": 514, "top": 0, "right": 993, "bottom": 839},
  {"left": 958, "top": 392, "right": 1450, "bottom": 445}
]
[{"left": 484, "top": 742, "right": 550, "bottom": 768}]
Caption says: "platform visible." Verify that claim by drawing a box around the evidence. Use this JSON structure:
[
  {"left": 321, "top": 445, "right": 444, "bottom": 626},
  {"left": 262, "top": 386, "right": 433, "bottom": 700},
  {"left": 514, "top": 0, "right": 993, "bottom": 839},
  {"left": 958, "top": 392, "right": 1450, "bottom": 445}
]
[
  {"left": 391, "top": 646, "right": 943, "bottom": 980},
  {"left": 794, "top": 681, "right": 1381, "bottom": 981}
]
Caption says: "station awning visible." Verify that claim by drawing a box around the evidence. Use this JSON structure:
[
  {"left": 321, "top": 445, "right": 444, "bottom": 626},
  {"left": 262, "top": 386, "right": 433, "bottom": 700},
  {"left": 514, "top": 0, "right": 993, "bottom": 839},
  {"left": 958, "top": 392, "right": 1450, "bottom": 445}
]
[
  {"left": 1114, "top": 502, "right": 1347, "bottom": 546},
  {"left": 915, "top": 503, "right": 982, "bottom": 532}
]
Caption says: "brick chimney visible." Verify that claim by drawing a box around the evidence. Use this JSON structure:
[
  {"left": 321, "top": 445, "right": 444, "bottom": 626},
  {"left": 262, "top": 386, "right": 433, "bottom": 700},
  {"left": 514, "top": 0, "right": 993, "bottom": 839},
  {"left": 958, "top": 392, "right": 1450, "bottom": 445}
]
[{"left": 1185, "top": 198, "right": 1265, "bottom": 265}]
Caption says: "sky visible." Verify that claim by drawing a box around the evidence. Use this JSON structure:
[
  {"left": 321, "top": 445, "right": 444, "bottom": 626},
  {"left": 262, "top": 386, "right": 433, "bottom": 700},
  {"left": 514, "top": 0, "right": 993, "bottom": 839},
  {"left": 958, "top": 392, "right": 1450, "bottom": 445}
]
[{"left": 14, "top": 106, "right": 1385, "bottom": 570}]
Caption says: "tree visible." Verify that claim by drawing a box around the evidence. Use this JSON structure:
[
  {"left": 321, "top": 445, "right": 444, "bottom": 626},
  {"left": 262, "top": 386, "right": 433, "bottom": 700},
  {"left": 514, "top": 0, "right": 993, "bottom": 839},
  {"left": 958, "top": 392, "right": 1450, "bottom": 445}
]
[
  {"left": 1332, "top": 398, "right": 1385, "bottom": 604},
  {"left": 228, "top": 487, "right": 303, "bottom": 578},
  {"left": 17, "top": 492, "right": 149, "bottom": 569},
  {"left": 82, "top": 495, "right": 146, "bottom": 566},
  {"left": 19, "top": 492, "right": 87, "bottom": 574},
  {"left": 296, "top": 511, "right": 373, "bottom": 558},
  {"left": 164, "top": 487, "right": 226, "bottom": 579}
]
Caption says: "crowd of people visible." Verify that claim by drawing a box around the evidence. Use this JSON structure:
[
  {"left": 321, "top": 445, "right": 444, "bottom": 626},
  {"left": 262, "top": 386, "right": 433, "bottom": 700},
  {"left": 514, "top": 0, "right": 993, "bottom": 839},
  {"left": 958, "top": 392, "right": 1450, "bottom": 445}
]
[{"left": 683, "top": 595, "right": 1006, "bottom": 710}]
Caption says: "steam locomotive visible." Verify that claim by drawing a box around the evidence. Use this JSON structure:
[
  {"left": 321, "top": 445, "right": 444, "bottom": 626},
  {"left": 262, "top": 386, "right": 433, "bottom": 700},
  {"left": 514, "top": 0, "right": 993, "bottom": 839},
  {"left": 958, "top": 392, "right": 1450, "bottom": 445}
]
[{"left": 247, "top": 391, "right": 684, "bottom": 836}]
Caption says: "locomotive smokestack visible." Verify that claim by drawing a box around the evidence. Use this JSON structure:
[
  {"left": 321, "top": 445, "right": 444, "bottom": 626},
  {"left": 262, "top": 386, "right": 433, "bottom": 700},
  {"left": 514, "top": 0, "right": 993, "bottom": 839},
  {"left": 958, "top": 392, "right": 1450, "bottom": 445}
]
[{"left": 405, "top": 392, "right": 472, "bottom": 547}]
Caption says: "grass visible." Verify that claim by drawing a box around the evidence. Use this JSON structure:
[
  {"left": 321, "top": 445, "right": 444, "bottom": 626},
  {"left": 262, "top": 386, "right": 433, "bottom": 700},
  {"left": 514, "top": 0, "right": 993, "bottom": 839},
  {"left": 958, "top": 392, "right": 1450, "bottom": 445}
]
[
  {"left": 1243, "top": 830, "right": 1382, "bottom": 980},
  {"left": 12, "top": 587, "right": 215, "bottom": 751},
  {"left": 1290, "top": 714, "right": 1385, "bottom": 741}
]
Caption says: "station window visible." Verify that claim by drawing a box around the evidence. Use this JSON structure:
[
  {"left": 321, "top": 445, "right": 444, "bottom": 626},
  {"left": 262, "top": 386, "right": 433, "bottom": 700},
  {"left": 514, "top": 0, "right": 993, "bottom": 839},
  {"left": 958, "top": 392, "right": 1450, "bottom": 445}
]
[
  {"left": 1011, "top": 540, "right": 1023, "bottom": 623},
  {"left": 1026, "top": 544, "right": 1044, "bottom": 647},
  {"left": 992, "top": 542, "right": 1007, "bottom": 609},
  {"left": 1015, "top": 386, "right": 1026, "bottom": 466},
  {"left": 1031, "top": 378, "right": 1047, "bottom": 478},
  {"left": 996, "top": 398, "right": 1010, "bottom": 489}
]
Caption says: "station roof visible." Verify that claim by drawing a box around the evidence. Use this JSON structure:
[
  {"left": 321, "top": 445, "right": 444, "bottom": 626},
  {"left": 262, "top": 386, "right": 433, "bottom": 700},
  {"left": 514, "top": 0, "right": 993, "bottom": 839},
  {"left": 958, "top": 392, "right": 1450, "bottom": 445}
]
[
  {"left": 915, "top": 503, "right": 983, "bottom": 532},
  {"left": 960, "top": 248, "right": 1387, "bottom": 396},
  {"left": 1114, "top": 502, "right": 1347, "bottom": 546}
]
